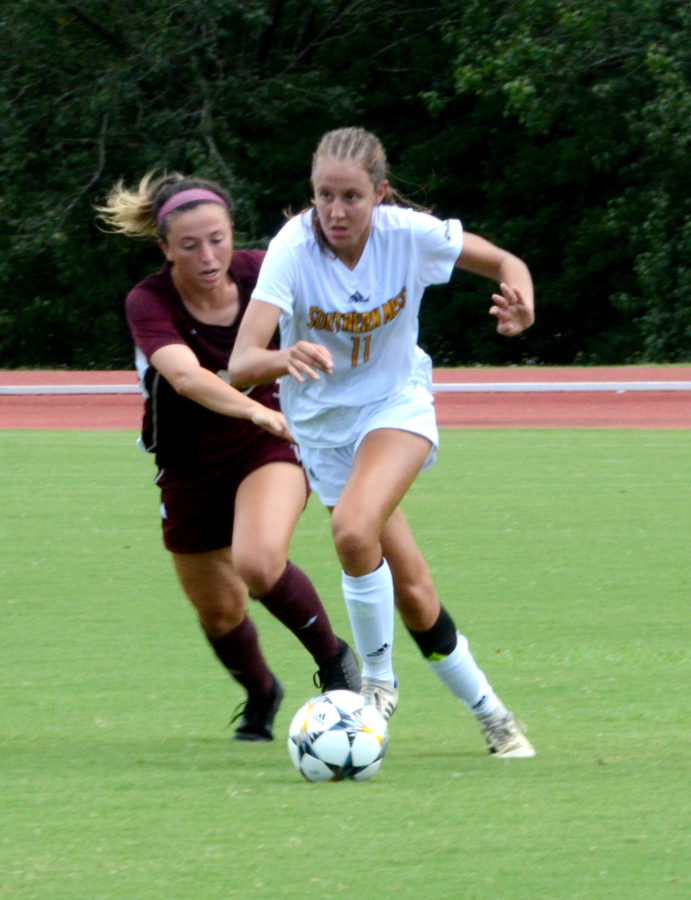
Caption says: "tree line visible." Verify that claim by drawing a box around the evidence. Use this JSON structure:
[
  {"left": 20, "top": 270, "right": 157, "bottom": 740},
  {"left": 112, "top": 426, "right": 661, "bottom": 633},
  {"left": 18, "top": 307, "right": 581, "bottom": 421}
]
[{"left": 2, "top": 0, "right": 689, "bottom": 369}]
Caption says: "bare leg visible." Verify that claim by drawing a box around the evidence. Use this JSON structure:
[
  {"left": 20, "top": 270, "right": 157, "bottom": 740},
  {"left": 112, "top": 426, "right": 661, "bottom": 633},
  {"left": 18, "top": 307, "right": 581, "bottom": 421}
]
[
  {"left": 381, "top": 506, "right": 440, "bottom": 631},
  {"left": 232, "top": 462, "right": 349, "bottom": 675},
  {"left": 330, "top": 429, "right": 431, "bottom": 700},
  {"left": 172, "top": 547, "right": 273, "bottom": 696},
  {"left": 331, "top": 429, "right": 432, "bottom": 575}
]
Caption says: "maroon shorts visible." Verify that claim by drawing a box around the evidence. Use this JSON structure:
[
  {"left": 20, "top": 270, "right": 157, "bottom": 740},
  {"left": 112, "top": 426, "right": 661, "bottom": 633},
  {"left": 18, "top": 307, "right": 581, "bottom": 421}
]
[{"left": 156, "top": 441, "right": 304, "bottom": 554}]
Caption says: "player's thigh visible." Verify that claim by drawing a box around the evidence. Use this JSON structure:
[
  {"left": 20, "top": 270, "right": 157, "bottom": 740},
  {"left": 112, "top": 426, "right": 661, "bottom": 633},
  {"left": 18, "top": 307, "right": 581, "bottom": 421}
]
[
  {"left": 336, "top": 428, "right": 432, "bottom": 535},
  {"left": 232, "top": 462, "right": 308, "bottom": 574}
]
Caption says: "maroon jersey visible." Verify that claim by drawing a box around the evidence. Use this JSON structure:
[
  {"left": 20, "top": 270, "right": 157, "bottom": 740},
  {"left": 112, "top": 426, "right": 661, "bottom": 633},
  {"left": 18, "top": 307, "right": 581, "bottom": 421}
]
[{"left": 126, "top": 249, "right": 282, "bottom": 473}]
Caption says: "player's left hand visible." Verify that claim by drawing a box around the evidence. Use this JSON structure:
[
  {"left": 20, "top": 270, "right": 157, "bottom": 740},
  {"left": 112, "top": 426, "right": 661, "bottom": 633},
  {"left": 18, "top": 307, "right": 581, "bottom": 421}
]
[{"left": 489, "top": 283, "right": 534, "bottom": 336}]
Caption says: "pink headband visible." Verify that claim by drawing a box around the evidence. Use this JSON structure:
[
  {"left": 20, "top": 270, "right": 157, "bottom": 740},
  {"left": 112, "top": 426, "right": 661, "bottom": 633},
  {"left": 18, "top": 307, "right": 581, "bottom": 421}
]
[{"left": 156, "top": 188, "right": 227, "bottom": 224}]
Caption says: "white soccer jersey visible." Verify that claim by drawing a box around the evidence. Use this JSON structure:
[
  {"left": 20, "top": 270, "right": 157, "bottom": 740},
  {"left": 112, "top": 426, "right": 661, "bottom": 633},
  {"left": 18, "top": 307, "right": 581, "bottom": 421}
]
[{"left": 252, "top": 204, "right": 464, "bottom": 447}]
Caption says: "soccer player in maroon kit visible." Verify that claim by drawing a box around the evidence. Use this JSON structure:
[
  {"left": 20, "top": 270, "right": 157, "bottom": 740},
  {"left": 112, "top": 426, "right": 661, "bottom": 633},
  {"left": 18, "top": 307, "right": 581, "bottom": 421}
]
[{"left": 96, "top": 173, "right": 359, "bottom": 742}]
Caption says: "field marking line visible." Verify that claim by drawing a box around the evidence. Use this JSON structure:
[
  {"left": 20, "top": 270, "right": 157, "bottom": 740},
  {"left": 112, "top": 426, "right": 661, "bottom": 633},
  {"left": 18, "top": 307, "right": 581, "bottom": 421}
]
[{"left": 2, "top": 381, "right": 691, "bottom": 396}]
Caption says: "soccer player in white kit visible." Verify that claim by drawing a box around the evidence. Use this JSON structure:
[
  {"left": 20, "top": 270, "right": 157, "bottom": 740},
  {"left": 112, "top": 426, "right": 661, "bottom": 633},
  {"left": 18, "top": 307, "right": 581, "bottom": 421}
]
[{"left": 230, "top": 127, "right": 536, "bottom": 757}]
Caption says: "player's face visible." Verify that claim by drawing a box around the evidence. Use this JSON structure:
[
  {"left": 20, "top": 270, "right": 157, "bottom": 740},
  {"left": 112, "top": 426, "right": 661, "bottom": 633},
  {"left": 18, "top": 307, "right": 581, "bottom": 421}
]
[
  {"left": 312, "top": 158, "right": 388, "bottom": 267},
  {"left": 160, "top": 203, "right": 233, "bottom": 293}
]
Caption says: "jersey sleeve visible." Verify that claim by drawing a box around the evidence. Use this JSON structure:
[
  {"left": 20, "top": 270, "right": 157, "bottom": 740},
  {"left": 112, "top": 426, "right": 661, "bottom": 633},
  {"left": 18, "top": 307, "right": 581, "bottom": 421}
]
[
  {"left": 410, "top": 210, "right": 464, "bottom": 287},
  {"left": 125, "top": 286, "right": 186, "bottom": 361},
  {"left": 250, "top": 223, "right": 301, "bottom": 317}
]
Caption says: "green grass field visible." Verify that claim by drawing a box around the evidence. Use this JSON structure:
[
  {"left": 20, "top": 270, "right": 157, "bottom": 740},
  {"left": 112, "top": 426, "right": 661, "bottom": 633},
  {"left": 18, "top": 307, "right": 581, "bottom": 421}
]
[{"left": 1, "top": 428, "right": 688, "bottom": 899}]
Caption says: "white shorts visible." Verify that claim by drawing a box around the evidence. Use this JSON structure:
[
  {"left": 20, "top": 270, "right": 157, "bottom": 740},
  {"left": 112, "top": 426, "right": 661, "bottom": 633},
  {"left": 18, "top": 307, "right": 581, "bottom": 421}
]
[{"left": 299, "top": 379, "right": 438, "bottom": 507}]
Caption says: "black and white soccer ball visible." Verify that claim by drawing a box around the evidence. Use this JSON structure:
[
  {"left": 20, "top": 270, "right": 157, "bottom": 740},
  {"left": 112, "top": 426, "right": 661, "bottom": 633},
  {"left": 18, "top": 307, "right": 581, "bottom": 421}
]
[{"left": 287, "top": 689, "right": 388, "bottom": 782}]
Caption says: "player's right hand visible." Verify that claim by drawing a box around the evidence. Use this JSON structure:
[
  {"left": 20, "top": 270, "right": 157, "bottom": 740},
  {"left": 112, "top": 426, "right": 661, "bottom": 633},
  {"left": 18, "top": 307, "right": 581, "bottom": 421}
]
[{"left": 285, "top": 341, "right": 334, "bottom": 382}]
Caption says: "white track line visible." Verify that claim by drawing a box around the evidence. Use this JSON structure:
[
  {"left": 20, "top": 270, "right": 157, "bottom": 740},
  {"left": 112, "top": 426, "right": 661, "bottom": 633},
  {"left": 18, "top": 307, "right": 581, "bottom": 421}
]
[
  {"left": 1, "top": 381, "right": 691, "bottom": 395},
  {"left": 432, "top": 381, "right": 691, "bottom": 393}
]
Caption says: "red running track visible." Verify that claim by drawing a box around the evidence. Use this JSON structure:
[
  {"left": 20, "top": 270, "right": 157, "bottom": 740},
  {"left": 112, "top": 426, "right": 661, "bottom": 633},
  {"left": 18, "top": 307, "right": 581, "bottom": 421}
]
[{"left": 0, "top": 368, "right": 690, "bottom": 430}]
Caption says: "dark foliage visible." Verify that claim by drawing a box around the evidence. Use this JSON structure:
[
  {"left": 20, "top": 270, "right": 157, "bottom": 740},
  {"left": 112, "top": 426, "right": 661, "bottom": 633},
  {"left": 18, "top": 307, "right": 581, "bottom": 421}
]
[{"left": 2, "top": 0, "right": 689, "bottom": 367}]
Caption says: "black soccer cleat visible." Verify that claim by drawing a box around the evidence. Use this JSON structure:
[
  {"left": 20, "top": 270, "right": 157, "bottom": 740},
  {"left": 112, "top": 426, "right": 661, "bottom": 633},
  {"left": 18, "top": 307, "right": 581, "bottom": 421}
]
[
  {"left": 232, "top": 676, "right": 284, "bottom": 742},
  {"left": 313, "top": 638, "right": 361, "bottom": 693}
]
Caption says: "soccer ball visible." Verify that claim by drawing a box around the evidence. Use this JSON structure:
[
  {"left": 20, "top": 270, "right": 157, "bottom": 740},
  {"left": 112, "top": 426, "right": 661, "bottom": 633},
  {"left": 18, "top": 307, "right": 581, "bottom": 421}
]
[{"left": 287, "top": 690, "right": 388, "bottom": 782}]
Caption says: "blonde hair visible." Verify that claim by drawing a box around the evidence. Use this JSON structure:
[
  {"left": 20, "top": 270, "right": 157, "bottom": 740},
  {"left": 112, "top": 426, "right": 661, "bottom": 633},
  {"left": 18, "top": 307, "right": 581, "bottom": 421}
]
[
  {"left": 95, "top": 172, "right": 232, "bottom": 241},
  {"left": 310, "top": 127, "right": 428, "bottom": 250}
]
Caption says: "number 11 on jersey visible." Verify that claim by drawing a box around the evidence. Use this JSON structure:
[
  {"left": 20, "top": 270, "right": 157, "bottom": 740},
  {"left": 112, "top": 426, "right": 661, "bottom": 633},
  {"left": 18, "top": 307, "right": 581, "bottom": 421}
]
[{"left": 350, "top": 335, "right": 371, "bottom": 367}]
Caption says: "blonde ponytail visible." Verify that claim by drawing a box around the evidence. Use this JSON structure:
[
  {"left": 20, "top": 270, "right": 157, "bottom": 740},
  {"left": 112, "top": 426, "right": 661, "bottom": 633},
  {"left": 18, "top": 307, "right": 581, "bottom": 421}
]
[
  {"left": 95, "top": 172, "right": 163, "bottom": 239},
  {"left": 96, "top": 172, "right": 232, "bottom": 240}
]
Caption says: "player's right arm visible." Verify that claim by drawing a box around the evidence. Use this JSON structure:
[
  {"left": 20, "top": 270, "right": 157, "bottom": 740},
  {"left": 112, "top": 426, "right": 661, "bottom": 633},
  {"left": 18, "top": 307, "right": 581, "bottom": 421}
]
[
  {"left": 229, "top": 299, "right": 333, "bottom": 388},
  {"left": 150, "top": 342, "right": 292, "bottom": 439}
]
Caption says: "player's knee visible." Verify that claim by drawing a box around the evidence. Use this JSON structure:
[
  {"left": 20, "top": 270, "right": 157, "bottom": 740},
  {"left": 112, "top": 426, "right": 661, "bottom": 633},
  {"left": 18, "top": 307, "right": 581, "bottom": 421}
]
[
  {"left": 233, "top": 549, "right": 285, "bottom": 597},
  {"left": 331, "top": 514, "right": 374, "bottom": 568},
  {"left": 197, "top": 599, "right": 245, "bottom": 637}
]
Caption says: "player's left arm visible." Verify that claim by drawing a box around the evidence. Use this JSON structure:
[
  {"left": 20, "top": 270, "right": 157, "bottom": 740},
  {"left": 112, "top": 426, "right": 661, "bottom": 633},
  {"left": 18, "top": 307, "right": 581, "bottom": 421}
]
[{"left": 455, "top": 232, "right": 535, "bottom": 337}]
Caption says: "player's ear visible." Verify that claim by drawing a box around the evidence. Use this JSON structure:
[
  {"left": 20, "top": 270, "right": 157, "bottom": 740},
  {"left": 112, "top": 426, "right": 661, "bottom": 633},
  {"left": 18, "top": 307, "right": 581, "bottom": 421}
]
[
  {"left": 375, "top": 179, "right": 389, "bottom": 205},
  {"left": 158, "top": 240, "right": 172, "bottom": 261}
]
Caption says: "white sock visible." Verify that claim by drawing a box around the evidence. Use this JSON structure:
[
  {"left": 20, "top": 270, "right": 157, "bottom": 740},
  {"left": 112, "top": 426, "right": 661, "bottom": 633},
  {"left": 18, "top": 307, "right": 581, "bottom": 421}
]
[
  {"left": 427, "top": 633, "right": 501, "bottom": 716},
  {"left": 341, "top": 560, "right": 395, "bottom": 684}
]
